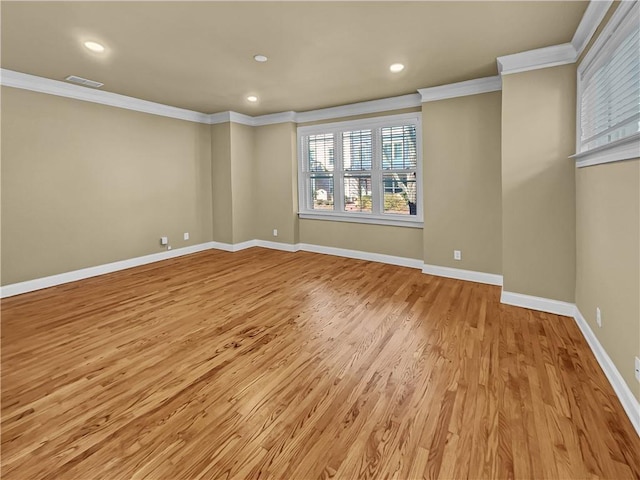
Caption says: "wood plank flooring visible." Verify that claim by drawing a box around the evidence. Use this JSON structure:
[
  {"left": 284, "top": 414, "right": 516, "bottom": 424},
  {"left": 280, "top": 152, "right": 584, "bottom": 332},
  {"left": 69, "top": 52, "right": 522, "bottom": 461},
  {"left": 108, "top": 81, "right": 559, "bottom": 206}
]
[{"left": 1, "top": 247, "right": 639, "bottom": 479}]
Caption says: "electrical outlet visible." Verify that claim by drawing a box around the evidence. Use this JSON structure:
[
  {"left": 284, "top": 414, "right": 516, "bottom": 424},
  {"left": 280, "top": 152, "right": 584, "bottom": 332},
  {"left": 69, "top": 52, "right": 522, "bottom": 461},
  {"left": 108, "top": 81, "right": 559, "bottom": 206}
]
[
  {"left": 273, "top": 229, "right": 278, "bottom": 237},
  {"left": 635, "top": 357, "right": 640, "bottom": 383},
  {"left": 596, "top": 307, "right": 602, "bottom": 328},
  {"left": 183, "top": 232, "right": 189, "bottom": 241},
  {"left": 453, "top": 250, "right": 461, "bottom": 261},
  {"left": 160, "top": 236, "right": 168, "bottom": 246}
]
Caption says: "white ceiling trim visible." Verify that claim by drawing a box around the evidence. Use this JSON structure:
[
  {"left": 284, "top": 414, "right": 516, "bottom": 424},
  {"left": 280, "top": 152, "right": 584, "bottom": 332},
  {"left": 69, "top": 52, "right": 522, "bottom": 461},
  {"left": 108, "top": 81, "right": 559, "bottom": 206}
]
[
  {"left": 294, "top": 93, "right": 421, "bottom": 124},
  {"left": 0, "top": 68, "right": 211, "bottom": 124},
  {"left": 495, "top": 0, "right": 615, "bottom": 76},
  {"left": 418, "top": 76, "right": 501, "bottom": 103},
  {"left": 571, "top": 0, "right": 613, "bottom": 57},
  {"left": 0, "top": 68, "right": 421, "bottom": 126},
  {"left": 497, "top": 43, "right": 577, "bottom": 75},
  {"left": 253, "top": 111, "right": 297, "bottom": 126},
  {"left": 228, "top": 111, "right": 255, "bottom": 126}
]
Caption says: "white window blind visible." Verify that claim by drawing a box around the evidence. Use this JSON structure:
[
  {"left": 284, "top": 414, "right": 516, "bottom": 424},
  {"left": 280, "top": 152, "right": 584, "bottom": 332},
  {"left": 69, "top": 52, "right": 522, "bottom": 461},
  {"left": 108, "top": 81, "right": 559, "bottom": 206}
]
[
  {"left": 297, "top": 113, "right": 422, "bottom": 227},
  {"left": 578, "top": 2, "right": 640, "bottom": 154}
]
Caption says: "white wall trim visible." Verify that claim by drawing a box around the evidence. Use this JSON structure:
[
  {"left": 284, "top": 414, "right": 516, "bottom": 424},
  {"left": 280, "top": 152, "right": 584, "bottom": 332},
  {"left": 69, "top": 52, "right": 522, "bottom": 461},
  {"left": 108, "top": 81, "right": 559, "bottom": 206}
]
[
  {"left": 418, "top": 76, "right": 501, "bottom": 103},
  {"left": 0, "top": 69, "right": 420, "bottom": 128},
  {"left": 571, "top": 0, "right": 613, "bottom": 57},
  {"left": 229, "top": 240, "right": 258, "bottom": 252},
  {"left": 297, "top": 243, "right": 423, "bottom": 269},
  {"left": 500, "top": 291, "right": 640, "bottom": 436},
  {"left": 228, "top": 111, "right": 256, "bottom": 126},
  {"left": 298, "top": 212, "right": 423, "bottom": 229},
  {"left": 253, "top": 111, "right": 297, "bottom": 126},
  {"left": 0, "top": 69, "right": 211, "bottom": 124},
  {"left": 294, "top": 93, "right": 422, "bottom": 124},
  {"left": 208, "top": 241, "right": 236, "bottom": 252},
  {"left": 0, "top": 242, "right": 220, "bottom": 298},
  {"left": 0, "top": 241, "right": 424, "bottom": 298},
  {"left": 254, "top": 240, "right": 300, "bottom": 252},
  {"left": 572, "top": 133, "right": 640, "bottom": 168},
  {"left": 573, "top": 307, "right": 640, "bottom": 436},
  {"left": 422, "top": 264, "right": 503, "bottom": 286},
  {"left": 497, "top": 43, "right": 577, "bottom": 76},
  {"left": 208, "top": 111, "right": 234, "bottom": 125},
  {"left": 500, "top": 290, "right": 576, "bottom": 316}
]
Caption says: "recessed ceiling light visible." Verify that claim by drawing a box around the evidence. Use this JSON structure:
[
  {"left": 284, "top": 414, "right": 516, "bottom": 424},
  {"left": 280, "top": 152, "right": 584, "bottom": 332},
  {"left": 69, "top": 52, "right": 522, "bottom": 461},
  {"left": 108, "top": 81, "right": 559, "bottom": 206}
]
[
  {"left": 247, "top": 95, "right": 258, "bottom": 102},
  {"left": 253, "top": 54, "right": 268, "bottom": 63},
  {"left": 389, "top": 63, "right": 405, "bottom": 73},
  {"left": 83, "top": 41, "right": 105, "bottom": 53}
]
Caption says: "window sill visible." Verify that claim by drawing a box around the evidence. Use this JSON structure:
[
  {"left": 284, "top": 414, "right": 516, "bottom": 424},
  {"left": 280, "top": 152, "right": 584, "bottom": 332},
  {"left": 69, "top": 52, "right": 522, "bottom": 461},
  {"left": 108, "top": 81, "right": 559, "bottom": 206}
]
[
  {"left": 298, "top": 212, "right": 423, "bottom": 228},
  {"left": 572, "top": 133, "right": 640, "bottom": 168}
]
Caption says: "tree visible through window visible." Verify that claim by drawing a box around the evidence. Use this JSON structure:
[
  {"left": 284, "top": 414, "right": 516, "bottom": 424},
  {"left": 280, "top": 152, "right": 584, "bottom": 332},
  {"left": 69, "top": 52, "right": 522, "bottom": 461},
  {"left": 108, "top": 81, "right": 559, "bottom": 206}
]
[{"left": 298, "top": 113, "right": 422, "bottom": 225}]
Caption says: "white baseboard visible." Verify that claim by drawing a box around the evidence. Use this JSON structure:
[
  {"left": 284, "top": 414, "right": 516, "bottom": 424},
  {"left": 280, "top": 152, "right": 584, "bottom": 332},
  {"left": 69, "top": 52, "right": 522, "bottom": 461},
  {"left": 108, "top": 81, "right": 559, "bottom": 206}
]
[
  {"left": 422, "top": 264, "right": 503, "bottom": 286},
  {"left": 208, "top": 241, "right": 235, "bottom": 252},
  {"left": 499, "top": 290, "right": 640, "bottom": 437},
  {"left": 500, "top": 290, "right": 576, "bottom": 317},
  {"left": 0, "top": 242, "right": 219, "bottom": 298},
  {"left": 254, "top": 240, "right": 300, "bottom": 253},
  {"left": 230, "top": 240, "right": 258, "bottom": 252},
  {"left": 297, "top": 243, "right": 423, "bottom": 269},
  {"left": 573, "top": 307, "right": 640, "bottom": 437},
  {"left": 0, "top": 240, "right": 422, "bottom": 297}
]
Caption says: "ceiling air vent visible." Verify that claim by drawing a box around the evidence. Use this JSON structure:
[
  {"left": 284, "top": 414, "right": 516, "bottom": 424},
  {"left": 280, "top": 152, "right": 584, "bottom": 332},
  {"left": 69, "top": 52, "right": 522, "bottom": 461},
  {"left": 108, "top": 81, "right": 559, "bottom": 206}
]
[{"left": 65, "top": 75, "right": 104, "bottom": 88}]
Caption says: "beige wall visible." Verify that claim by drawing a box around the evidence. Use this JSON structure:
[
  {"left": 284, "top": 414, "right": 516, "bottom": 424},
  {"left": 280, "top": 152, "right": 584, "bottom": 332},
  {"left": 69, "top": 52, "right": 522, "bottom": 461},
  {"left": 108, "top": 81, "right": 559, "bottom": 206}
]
[
  {"left": 299, "top": 219, "right": 423, "bottom": 260},
  {"left": 576, "top": 160, "right": 640, "bottom": 401},
  {"left": 422, "top": 91, "right": 502, "bottom": 274},
  {"left": 230, "top": 123, "right": 255, "bottom": 244},
  {"left": 211, "top": 122, "right": 233, "bottom": 244},
  {"left": 253, "top": 123, "right": 298, "bottom": 245},
  {"left": 501, "top": 65, "right": 577, "bottom": 302},
  {"left": 1, "top": 86, "right": 213, "bottom": 285},
  {"left": 572, "top": 0, "right": 639, "bottom": 403}
]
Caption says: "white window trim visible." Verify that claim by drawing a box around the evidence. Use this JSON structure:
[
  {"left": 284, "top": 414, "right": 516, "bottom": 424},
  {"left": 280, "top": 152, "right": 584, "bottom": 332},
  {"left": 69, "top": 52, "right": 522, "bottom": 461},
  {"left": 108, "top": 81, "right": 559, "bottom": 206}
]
[
  {"left": 574, "top": 0, "right": 640, "bottom": 168},
  {"left": 297, "top": 112, "right": 423, "bottom": 226}
]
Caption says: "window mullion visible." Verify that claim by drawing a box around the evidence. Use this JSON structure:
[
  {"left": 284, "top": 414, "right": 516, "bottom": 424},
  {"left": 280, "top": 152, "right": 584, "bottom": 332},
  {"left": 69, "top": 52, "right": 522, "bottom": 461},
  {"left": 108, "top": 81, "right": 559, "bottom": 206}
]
[
  {"left": 301, "top": 136, "right": 310, "bottom": 212},
  {"left": 371, "top": 127, "right": 383, "bottom": 216},
  {"left": 334, "top": 131, "right": 345, "bottom": 212}
]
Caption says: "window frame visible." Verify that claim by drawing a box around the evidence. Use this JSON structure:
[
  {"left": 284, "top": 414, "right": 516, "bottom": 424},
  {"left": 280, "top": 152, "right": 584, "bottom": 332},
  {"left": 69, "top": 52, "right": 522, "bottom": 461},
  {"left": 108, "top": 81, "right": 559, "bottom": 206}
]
[
  {"left": 297, "top": 112, "right": 423, "bottom": 228},
  {"left": 574, "top": 0, "right": 640, "bottom": 168}
]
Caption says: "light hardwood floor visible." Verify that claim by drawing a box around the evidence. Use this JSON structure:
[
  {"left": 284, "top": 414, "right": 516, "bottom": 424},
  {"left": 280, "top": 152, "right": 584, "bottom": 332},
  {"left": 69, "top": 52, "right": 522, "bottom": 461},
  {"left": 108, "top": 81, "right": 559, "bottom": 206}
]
[{"left": 2, "top": 248, "right": 639, "bottom": 479}]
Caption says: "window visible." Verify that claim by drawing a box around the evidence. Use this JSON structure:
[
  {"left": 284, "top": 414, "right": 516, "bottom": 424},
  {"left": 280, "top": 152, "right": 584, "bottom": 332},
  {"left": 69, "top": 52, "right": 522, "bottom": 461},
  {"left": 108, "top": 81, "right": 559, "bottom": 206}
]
[
  {"left": 298, "top": 113, "right": 422, "bottom": 227},
  {"left": 576, "top": 1, "right": 640, "bottom": 166}
]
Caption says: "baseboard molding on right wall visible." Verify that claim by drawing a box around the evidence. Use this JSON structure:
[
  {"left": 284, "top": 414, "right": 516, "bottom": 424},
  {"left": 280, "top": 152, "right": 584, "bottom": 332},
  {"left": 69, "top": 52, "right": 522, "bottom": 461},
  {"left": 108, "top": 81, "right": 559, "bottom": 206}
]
[
  {"left": 500, "top": 290, "right": 576, "bottom": 317},
  {"left": 573, "top": 307, "right": 640, "bottom": 437},
  {"left": 501, "top": 289, "right": 640, "bottom": 437}
]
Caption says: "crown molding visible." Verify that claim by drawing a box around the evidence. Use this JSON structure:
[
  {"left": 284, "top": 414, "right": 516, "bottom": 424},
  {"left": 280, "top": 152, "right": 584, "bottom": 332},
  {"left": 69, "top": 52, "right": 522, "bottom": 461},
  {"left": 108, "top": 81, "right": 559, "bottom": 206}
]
[
  {"left": 571, "top": 0, "right": 613, "bottom": 57},
  {"left": 253, "top": 111, "right": 297, "bottom": 126},
  {"left": 228, "top": 111, "right": 255, "bottom": 126},
  {"left": 208, "top": 111, "right": 233, "bottom": 125},
  {"left": 497, "top": 43, "right": 577, "bottom": 75},
  {"left": 418, "top": 76, "right": 501, "bottom": 103},
  {"left": 0, "top": 69, "right": 211, "bottom": 124},
  {"left": 294, "top": 93, "right": 421, "bottom": 124},
  {"left": 206, "top": 94, "right": 421, "bottom": 127}
]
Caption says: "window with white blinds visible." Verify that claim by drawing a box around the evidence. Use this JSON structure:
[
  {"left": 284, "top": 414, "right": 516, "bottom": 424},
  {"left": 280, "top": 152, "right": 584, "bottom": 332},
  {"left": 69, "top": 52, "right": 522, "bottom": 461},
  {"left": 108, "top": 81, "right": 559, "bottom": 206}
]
[
  {"left": 297, "top": 113, "right": 422, "bottom": 226},
  {"left": 577, "top": 1, "right": 640, "bottom": 163}
]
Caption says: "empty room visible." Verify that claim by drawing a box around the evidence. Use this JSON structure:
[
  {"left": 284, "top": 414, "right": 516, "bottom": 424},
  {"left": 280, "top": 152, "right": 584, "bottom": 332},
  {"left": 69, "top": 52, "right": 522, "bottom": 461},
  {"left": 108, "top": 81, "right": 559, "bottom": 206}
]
[{"left": 1, "top": 1, "right": 639, "bottom": 478}]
